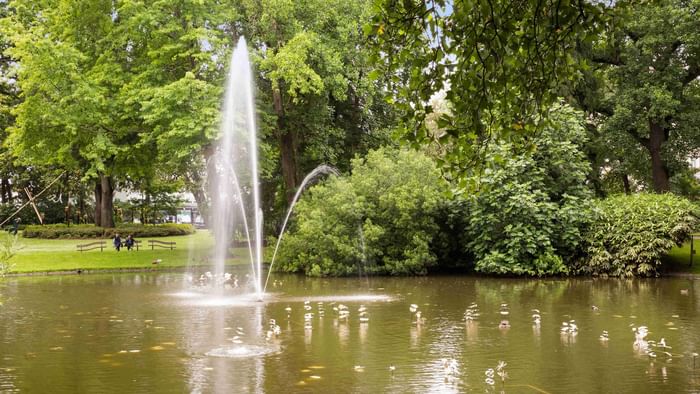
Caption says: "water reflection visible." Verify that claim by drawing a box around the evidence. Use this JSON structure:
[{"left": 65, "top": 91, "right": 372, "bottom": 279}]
[{"left": 2, "top": 274, "right": 700, "bottom": 392}]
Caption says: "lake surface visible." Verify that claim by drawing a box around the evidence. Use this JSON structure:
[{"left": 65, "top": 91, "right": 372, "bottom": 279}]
[{"left": 1, "top": 272, "right": 700, "bottom": 393}]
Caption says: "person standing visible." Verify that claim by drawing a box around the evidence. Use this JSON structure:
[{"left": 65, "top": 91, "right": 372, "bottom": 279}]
[
  {"left": 12, "top": 217, "right": 20, "bottom": 235},
  {"left": 113, "top": 233, "right": 122, "bottom": 251},
  {"left": 125, "top": 234, "right": 135, "bottom": 251}
]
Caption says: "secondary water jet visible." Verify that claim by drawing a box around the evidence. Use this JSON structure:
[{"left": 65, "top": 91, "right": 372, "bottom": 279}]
[{"left": 263, "top": 164, "right": 339, "bottom": 293}]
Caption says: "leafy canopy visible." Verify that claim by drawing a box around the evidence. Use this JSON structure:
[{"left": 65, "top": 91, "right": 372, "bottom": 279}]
[{"left": 368, "top": 0, "right": 609, "bottom": 187}]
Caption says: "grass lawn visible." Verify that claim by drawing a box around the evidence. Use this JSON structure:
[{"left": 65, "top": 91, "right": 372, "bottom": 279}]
[
  {"left": 663, "top": 235, "right": 700, "bottom": 274},
  {"left": 2, "top": 230, "right": 252, "bottom": 274}
]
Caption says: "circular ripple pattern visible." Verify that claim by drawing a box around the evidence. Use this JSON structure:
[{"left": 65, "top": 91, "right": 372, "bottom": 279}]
[{"left": 205, "top": 344, "right": 281, "bottom": 358}]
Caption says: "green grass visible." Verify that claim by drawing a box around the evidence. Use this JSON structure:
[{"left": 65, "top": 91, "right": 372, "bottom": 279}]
[
  {"left": 2, "top": 230, "right": 252, "bottom": 274},
  {"left": 663, "top": 237, "right": 700, "bottom": 274}
]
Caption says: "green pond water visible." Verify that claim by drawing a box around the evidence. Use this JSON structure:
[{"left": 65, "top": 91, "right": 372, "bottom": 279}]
[{"left": 1, "top": 272, "right": 700, "bottom": 393}]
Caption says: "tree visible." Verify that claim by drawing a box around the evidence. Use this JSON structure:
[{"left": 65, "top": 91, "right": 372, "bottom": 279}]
[
  {"left": 4, "top": 0, "right": 238, "bottom": 227},
  {"left": 368, "top": 0, "right": 609, "bottom": 187},
  {"left": 236, "top": 0, "right": 395, "bottom": 205},
  {"left": 466, "top": 104, "right": 594, "bottom": 275},
  {"left": 575, "top": 0, "right": 700, "bottom": 193}
]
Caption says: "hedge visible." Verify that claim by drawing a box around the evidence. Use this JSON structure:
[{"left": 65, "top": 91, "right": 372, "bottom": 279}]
[{"left": 22, "top": 224, "right": 195, "bottom": 239}]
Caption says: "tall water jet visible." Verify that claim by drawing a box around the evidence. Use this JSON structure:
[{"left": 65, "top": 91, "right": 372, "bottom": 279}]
[{"left": 210, "top": 37, "right": 263, "bottom": 300}]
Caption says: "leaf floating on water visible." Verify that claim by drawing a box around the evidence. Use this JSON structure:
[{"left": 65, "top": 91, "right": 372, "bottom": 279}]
[
  {"left": 309, "top": 375, "right": 321, "bottom": 380},
  {"left": 668, "top": 327, "right": 679, "bottom": 330},
  {"left": 129, "top": 350, "right": 140, "bottom": 353},
  {"left": 672, "top": 315, "right": 680, "bottom": 318},
  {"left": 49, "top": 347, "right": 64, "bottom": 351},
  {"left": 354, "top": 366, "right": 365, "bottom": 372},
  {"left": 150, "top": 346, "right": 164, "bottom": 351},
  {"left": 118, "top": 350, "right": 128, "bottom": 354},
  {"left": 301, "top": 369, "right": 311, "bottom": 373}
]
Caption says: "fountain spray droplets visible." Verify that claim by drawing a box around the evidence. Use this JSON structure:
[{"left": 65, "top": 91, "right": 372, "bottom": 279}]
[{"left": 211, "top": 36, "right": 263, "bottom": 300}]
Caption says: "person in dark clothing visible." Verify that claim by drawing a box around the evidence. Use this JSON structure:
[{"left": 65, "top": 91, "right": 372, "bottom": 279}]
[
  {"left": 113, "top": 233, "right": 122, "bottom": 251},
  {"left": 12, "top": 218, "right": 20, "bottom": 235},
  {"left": 125, "top": 234, "right": 135, "bottom": 251}
]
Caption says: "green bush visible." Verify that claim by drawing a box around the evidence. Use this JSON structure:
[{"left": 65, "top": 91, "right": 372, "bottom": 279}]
[
  {"left": 577, "top": 193, "right": 699, "bottom": 277},
  {"left": 22, "top": 223, "right": 194, "bottom": 239},
  {"left": 466, "top": 105, "right": 594, "bottom": 276},
  {"left": 276, "top": 148, "right": 448, "bottom": 276}
]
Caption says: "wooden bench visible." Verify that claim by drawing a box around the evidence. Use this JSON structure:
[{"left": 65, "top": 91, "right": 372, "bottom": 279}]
[
  {"left": 148, "top": 240, "right": 176, "bottom": 250},
  {"left": 77, "top": 241, "right": 106, "bottom": 252}
]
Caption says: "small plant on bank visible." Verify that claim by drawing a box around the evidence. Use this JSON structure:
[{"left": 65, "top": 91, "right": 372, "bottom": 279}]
[{"left": 0, "top": 234, "right": 19, "bottom": 277}]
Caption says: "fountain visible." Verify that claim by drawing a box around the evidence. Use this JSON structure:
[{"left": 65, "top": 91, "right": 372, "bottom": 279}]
[
  {"left": 208, "top": 36, "right": 263, "bottom": 300},
  {"left": 207, "top": 37, "right": 342, "bottom": 300}
]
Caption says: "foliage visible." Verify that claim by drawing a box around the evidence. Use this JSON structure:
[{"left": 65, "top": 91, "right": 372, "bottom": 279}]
[
  {"left": 578, "top": 193, "right": 700, "bottom": 277},
  {"left": 0, "top": 233, "right": 18, "bottom": 276},
  {"left": 22, "top": 224, "right": 194, "bottom": 239},
  {"left": 467, "top": 105, "right": 594, "bottom": 275},
  {"left": 575, "top": 0, "right": 700, "bottom": 192},
  {"left": 276, "top": 148, "right": 448, "bottom": 276},
  {"left": 235, "top": 0, "right": 395, "bottom": 214},
  {"left": 429, "top": 198, "right": 473, "bottom": 271},
  {"left": 368, "top": 0, "right": 610, "bottom": 187},
  {"left": 2, "top": 0, "right": 238, "bottom": 227}
]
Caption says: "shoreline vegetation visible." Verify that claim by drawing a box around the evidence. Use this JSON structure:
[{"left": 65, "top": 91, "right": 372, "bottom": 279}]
[{"left": 1, "top": 229, "right": 699, "bottom": 277}]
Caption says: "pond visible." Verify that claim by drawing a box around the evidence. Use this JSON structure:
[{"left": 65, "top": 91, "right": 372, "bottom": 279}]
[{"left": 1, "top": 272, "right": 699, "bottom": 393}]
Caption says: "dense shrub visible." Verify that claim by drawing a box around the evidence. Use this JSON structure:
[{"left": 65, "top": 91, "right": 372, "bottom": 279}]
[
  {"left": 467, "top": 105, "right": 594, "bottom": 276},
  {"left": 576, "top": 193, "right": 699, "bottom": 277},
  {"left": 276, "top": 148, "right": 448, "bottom": 276},
  {"left": 22, "top": 223, "right": 194, "bottom": 239}
]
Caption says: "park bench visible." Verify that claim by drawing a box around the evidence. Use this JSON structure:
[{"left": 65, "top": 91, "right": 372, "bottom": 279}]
[
  {"left": 76, "top": 241, "right": 106, "bottom": 252},
  {"left": 148, "top": 240, "right": 176, "bottom": 250}
]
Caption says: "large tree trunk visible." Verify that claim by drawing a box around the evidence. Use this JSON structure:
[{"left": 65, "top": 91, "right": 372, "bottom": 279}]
[
  {"left": 184, "top": 154, "right": 210, "bottom": 226},
  {"left": 273, "top": 87, "right": 298, "bottom": 204},
  {"left": 622, "top": 173, "right": 631, "bottom": 194},
  {"left": 1, "top": 178, "right": 7, "bottom": 203},
  {"left": 647, "top": 120, "right": 671, "bottom": 193},
  {"left": 94, "top": 181, "right": 102, "bottom": 227},
  {"left": 100, "top": 175, "right": 115, "bottom": 228}
]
